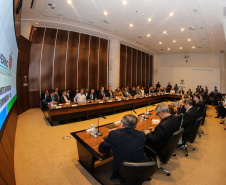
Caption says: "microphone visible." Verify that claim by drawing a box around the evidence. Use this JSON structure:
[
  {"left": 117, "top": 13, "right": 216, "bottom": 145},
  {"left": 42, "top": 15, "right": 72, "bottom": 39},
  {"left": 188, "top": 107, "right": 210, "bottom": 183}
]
[
  {"left": 133, "top": 109, "right": 137, "bottom": 114},
  {"left": 96, "top": 115, "right": 106, "bottom": 136}
]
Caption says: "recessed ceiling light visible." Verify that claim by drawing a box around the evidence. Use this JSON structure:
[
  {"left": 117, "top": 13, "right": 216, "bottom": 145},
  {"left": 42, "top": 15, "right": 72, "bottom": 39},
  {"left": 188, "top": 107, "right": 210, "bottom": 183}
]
[
  {"left": 168, "top": 48, "right": 170, "bottom": 50},
  {"left": 104, "top": 11, "right": 108, "bottom": 15},
  {"left": 169, "top": 12, "right": 174, "bottom": 16},
  {"left": 148, "top": 18, "right": 151, "bottom": 22},
  {"left": 123, "top": 1, "right": 127, "bottom": 5},
  {"left": 147, "top": 34, "right": 150, "bottom": 37},
  {"left": 192, "top": 46, "right": 195, "bottom": 49},
  {"left": 179, "top": 47, "right": 182, "bottom": 49},
  {"left": 188, "top": 38, "right": 191, "bottom": 42},
  {"left": 35, "top": 22, "right": 38, "bottom": 25},
  {"left": 163, "top": 31, "right": 167, "bottom": 34},
  {"left": 211, "top": 33, "right": 214, "bottom": 35},
  {"left": 181, "top": 28, "right": 184, "bottom": 31},
  {"left": 173, "top": 40, "right": 176, "bottom": 43},
  {"left": 159, "top": 42, "right": 162, "bottom": 44},
  {"left": 67, "top": 0, "right": 72, "bottom": 4},
  {"left": 130, "top": 24, "right": 133, "bottom": 27}
]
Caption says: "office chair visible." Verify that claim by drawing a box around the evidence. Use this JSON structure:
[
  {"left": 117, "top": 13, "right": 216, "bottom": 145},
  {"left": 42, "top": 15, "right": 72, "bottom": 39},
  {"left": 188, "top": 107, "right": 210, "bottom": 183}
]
[
  {"left": 177, "top": 117, "right": 202, "bottom": 156},
  {"left": 119, "top": 161, "right": 157, "bottom": 185},
  {"left": 145, "top": 128, "right": 184, "bottom": 176},
  {"left": 198, "top": 105, "right": 207, "bottom": 136}
]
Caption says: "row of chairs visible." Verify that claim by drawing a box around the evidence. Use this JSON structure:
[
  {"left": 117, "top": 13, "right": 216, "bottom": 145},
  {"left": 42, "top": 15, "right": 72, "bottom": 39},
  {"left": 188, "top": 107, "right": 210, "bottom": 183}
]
[{"left": 118, "top": 105, "right": 207, "bottom": 185}]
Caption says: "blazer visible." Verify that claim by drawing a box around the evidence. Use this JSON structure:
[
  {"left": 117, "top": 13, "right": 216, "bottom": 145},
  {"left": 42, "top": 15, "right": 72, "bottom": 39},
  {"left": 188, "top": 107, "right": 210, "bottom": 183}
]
[
  {"left": 129, "top": 90, "right": 137, "bottom": 97},
  {"left": 98, "top": 91, "right": 106, "bottom": 99},
  {"left": 99, "top": 128, "right": 149, "bottom": 178},
  {"left": 146, "top": 115, "right": 180, "bottom": 152},
  {"left": 106, "top": 90, "right": 114, "bottom": 99},
  {"left": 178, "top": 90, "right": 184, "bottom": 94},
  {"left": 86, "top": 92, "right": 97, "bottom": 100},
  {"left": 44, "top": 94, "right": 59, "bottom": 104},
  {"left": 60, "top": 95, "right": 69, "bottom": 103},
  {"left": 194, "top": 101, "right": 204, "bottom": 118},
  {"left": 182, "top": 107, "right": 197, "bottom": 136}
]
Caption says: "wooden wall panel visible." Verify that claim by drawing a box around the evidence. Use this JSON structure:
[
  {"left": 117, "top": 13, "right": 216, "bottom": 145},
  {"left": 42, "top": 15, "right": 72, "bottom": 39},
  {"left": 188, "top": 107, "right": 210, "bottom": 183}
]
[
  {"left": 66, "top": 32, "right": 79, "bottom": 91},
  {"left": 120, "top": 45, "right": 126, "bottom": 88},
  {"left": 89, "top": 36, "right": 99, "bottom": 90},
  {"left": 146, "top": 54, "right": 150, "bottom": 88},
  {"left": 126, "top": 47, "right": 132, "bottom": 88},
  {"left": 54, "top": 30, "right": 68, "bottom": 91},
  {"left": 41, "top": 28, "right": 57, "bottom": 92},
  {"left": 137, "top": 51, "right": 142, "bottom": 86},
  {"left": 29, "top": 27, "right": 45, "bottom": 92},
  {"left": 78, "top": 34, "right": 89, "bottom": 89},
  {"left": 142, "top": 52, "right": 146, "bottom": 87},
  {"left": 150, "top": 55, "right": 153, "bottom": 86},
  {"left": 132, "top": 49, "right": 137, "bottom": 87},
  {"left": 0, "top": 175, "right": 7, "bottom": 185},
  {"left": 99, "top": 38, "right": 108, "bottom": 89}
]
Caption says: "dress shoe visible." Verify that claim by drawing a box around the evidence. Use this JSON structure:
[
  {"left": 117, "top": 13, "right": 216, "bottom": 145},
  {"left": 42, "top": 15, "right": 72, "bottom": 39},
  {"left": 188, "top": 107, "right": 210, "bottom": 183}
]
[{"left": 215, "top": 116, "right": 219, "bottom": 118}]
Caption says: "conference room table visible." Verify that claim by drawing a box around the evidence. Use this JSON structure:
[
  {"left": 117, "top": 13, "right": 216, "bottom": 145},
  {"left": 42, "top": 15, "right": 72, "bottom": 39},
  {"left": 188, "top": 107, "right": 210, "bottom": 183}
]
[
  {"left": 70, "top": 111, "right": 160, "bottom": 173},
  {"left": 47, "top": 94, "right": 181, "bottom": 125}
]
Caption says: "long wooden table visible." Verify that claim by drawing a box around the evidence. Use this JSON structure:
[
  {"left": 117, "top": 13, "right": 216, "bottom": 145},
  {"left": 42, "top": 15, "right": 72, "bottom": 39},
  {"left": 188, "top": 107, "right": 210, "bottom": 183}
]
[
  {"left": 47, "top": 94, "right": 181, "bottom": 125},
  {"left": 70, "top": 112, "right": 160, "bottom": 173}
]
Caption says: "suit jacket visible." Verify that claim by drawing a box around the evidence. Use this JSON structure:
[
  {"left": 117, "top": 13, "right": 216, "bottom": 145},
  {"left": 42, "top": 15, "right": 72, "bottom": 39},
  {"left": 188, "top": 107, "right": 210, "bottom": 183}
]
[
  {"left": 44, "top": 94, "right": 59, "bottom": 104},
  {"left": 60, "top": 95, "right": 69, "bottom": 103},
  {"left": 194, "top": 101, "right": 204, "bottom": 118},
  {"left": 106, "top": 90, "right": 114, "bottom": 99},
  {"left": 98, "top": 91, "right": 106, "bottom": 99},
  {"left": 99, "top": 128, "right": 149, "bottom": 178},
  {"left": 177, "top": 105, "right": 186, "bottom": 114},
  {"left": 129, "top": 90, "right": 137, "bottom": 97},
  {"left": 182, "top": 107, "right": 197, "bottom": 136},
  {"left": 146, "top": 115, "right": 180, "bottom": 152},
  {"left": 123, "top": 91, "right": 131, "bottom": 97},
  {"left": 178, "top": 90, "right": 184, "bottom": 95},
  {"left": 86, "top": 92, "right": 97, "bottom": 100}
]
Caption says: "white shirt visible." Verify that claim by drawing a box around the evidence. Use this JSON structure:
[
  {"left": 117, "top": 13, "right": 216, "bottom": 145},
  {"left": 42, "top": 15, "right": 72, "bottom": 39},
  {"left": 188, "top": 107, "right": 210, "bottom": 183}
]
[{"left": 74, "top": 93, "right": 86, "bottom": 102}]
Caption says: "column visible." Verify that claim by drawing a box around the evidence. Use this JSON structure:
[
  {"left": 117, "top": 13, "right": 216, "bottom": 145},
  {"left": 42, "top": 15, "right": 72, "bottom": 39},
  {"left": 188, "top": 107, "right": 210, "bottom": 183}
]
[
  {"left": 152, "top": 54, "right": 158, "bottom": 86},
  {"left": 109, "top": 39, "right": 120, "bottom": 90},
  {"left": 220, "top": 53, "right": 226, "bottom": 93}
]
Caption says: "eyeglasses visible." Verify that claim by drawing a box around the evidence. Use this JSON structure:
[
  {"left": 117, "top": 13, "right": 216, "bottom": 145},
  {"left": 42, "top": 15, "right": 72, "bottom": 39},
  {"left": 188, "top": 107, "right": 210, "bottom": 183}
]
[{"left": 156, "top": 112, "right": 160, "bottom": 116}]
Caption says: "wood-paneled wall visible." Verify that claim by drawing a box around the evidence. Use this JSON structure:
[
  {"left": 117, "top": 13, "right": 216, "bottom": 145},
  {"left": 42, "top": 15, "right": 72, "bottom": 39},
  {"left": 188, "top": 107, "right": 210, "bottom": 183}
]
[
  {"left": 29, "top": 27, "right": 109, "bottom": 107},
  {"left": 120, "top": 44, "right": 153, "bottom": 88},
  {"left": 17, "top": 35, "right": 31, "bottom": 114}
]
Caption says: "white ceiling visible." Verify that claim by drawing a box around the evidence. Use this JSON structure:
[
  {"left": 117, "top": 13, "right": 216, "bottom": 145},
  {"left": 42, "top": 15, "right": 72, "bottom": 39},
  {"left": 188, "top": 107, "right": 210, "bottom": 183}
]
[{"left": 21, "top": 0, "right": 226, "bottom": 55}]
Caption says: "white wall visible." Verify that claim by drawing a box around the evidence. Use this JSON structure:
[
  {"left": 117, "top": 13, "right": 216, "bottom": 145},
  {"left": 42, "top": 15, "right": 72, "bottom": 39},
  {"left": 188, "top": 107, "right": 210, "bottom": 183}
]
[{"left": 157, "top": 54, "right": 222, "bottom": 93}]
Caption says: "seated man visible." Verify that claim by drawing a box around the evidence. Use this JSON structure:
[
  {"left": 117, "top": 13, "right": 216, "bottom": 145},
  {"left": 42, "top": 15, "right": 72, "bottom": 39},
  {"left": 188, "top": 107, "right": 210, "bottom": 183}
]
[
  {"left": 60, "top": 90, "right": 69, "bottom": 103},
  {"left": 129, "top": 86, "right": 137, "bottom": 97},
  {"left": 178, "top": 88, "right": 184, "bottom": 95},
  {"left": 170, "top": 87, "right": 175, "bottom": 94},
  {"left": 174, "top": 84, "right": 179, "bottom": 93},
  {"left": 98, "top": 86, "right": 106, "bottom": 99},
  {"left": 144, "top": 103, "right": 180, "bottom": 153},
  {"left": 84, "top": 88, "right": 89, "bottom": 97},
  {"left": 123, "top": 87, "right": 131, "bottom": 97},
  {"left": 106, "top": 86, "right": 114, "bottom": 99},
  {"left": 99, "top": 114, "right": 149, "bottom": 179},
  {"left": 66, "top": 89, "right": 73, "bottom": 101},
  {"left": 181, "top": 100, "right": 198, "bottom": 140},
  {"left": 136, "top": 85, "right": 142, "bottom": 95},
  {"left": 213, "top": 86, "right": 218, "bottom": 94},
  {"left": 44, "top": 91, "right": 59, "bottom": 105},
  {"left": 114, "top": 87, "right": 123, "bottom": 98},
  {"left": 194, "top": 94, "right": 204, "bottom": 118},
  {"left": 86, "top": 89, "right": 97, "bottom": 100},
  {"left": 74, "top": 88, "right": 86, "bottom": 102}
]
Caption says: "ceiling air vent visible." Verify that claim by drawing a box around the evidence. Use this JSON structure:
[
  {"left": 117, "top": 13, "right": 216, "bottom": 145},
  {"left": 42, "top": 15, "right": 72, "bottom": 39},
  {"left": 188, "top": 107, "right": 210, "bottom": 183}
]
[
  {"left": 198, "top": 46, "right": 202, "bottom": 49},
  {"left": 138, "top": 36, "right": 143, "bottom": 39},
  {"left": 220, "top": 50, "right": 224, "bottom": 53},
  {"left": 47, "top": 3, "right": 56, "bottom": 9},
  {"left": 188, "top": 26, "right": 196, "bottom": 30},
  {"left": 56, "top": 14, "right": 63, "bottom": 17},
  {"left": 103, "top": 20, "right": 111, "bottom": 23},
  {"left": 193, "top": 9, "right": 198, "bottom": 13}
]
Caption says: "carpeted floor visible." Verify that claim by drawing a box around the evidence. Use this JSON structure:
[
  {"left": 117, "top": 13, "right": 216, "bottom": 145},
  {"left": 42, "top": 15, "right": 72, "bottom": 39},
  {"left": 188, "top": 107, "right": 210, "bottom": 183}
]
[{"left": 14, "top": 103, "right": 226, "bottom": 185}]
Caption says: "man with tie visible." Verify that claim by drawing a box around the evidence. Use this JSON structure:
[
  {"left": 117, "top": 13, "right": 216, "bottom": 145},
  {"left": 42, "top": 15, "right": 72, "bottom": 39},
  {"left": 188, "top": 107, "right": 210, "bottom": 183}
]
[
  {"left": 123, "top": 87, "right": 131, "bottom": 97},
  {"left": 98, "top": 87, "right": 106, "bottom": 99},
  {"left": 44, "top": 91, "right": 59, "bottom": 105},
  {"left": 106, "top": 86, "right": 114, "bottom": 99},
  {"left": 178, "top": 88, "right": 184, "bottom": 95},
  {"left": 55, "top": 87, "right": 60, "bottom": 99},
  {"left": 87, "top": 89, "right": 97, "bottom": 100},
  {"left": 85, "top": 88, "right": 89, "bottom": 97},
  {"left": 60, "top": 90, "right": 69, "bottom": 103},
  {"left": 74, "top": 88, "right": 86, "bottom": 102}
]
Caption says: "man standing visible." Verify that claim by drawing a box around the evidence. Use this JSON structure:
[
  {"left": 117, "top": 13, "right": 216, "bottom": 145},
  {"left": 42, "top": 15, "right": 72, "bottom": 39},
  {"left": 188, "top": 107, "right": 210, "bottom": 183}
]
[
  {"left": 99, "top": 114, "right": 149, "bottom": 179},
  {"left": 144, "top": 103, "right": 180, "bottom": 152},
  {"left": 194, "top": 94, "right": 204, "bottom": 118}
]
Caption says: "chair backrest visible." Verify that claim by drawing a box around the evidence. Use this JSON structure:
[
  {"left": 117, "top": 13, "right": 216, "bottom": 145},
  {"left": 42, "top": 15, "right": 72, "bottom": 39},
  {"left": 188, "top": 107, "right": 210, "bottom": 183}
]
[
  {"left": 201, "top": 105, "right": 207, "bottom": 125},
  {"left": 158, "top": 128, "right": 184, "bottom": 164},
  {"left": 189, "top": 117, "right": 202, "bottom": 143},
  {"left": 119, "top": 161, "right": 157, "bottom": 185}
]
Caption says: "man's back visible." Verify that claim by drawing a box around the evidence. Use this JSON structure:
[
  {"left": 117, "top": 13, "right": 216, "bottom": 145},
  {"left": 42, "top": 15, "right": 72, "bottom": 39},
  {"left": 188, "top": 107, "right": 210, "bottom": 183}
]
[
  {"left": 182, "top": 107, "right": 197, "bottom": 135},
  {"left": 99, "top": 128, "right": 149, "bottom": 178},
  {"left": 146, "top": 115, "right": 180, "bottom": 152}
]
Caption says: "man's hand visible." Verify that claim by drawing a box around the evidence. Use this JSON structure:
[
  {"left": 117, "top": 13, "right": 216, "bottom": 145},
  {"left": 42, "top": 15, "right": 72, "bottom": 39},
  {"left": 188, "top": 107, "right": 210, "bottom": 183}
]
[{"left": 144, "top": 130, "right": 150, "bottom": 135}]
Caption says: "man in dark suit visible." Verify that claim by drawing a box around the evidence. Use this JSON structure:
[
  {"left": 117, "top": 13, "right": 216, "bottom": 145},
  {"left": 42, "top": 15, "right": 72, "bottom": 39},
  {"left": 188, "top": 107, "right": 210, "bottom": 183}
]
[
  {"left": 129, "top": 86, "right": 137, "bottom": 97},
  {"left": 86, "top": 89, "right": 97, "bottom": 100},
  {"left": 99, "top": 114, "right": 149, "bottom": 179},
  {"left": 156, "top": 82, "right": 161, "bottom": 89},
  {"left": 144, "top": 103, "right": 180, "bottom": 153},
  {"left": 166, "top": 82, "right": 172, "bottom": 93},
  {"left": 106, "top": 86, "right": 114, "bottom": 99},
  {"left": 178, "top": 88, "right": 184, "bottom": 95},
  {"left": 194, "top": 94, "right": 204, "bottom": 118},
  {"left": 98, "top": 86, "right": 106, "bottom": 99},
  {"left": 44, "top": 91, "right": 59, "bottom": 105},
  {"left": 181, "top": 100, "right": 198, "bottom": 141},
  {"left": 60, "top": 90, "right": 69, "bottom": 103}
]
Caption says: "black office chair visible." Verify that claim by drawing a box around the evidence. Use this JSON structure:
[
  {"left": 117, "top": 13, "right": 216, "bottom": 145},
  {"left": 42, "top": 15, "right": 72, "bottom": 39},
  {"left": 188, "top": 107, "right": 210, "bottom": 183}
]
[
  {"left": 198, "top": 105, "right": 207, "bottom": 136},
  {"left": 178, "top": 117, "right": 202, "bottom": 156},
  {"left": 145, "top": 128, "right": 184, "bottom": 176},
  {"left": 119, "top": 161, "right": 157, "bottom": 185}
]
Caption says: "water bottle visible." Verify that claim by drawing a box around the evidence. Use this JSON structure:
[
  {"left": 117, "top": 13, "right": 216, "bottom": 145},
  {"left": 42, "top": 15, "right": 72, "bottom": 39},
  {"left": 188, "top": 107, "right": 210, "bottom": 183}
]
[
  {"left": 90, "top": 124, "right": 95, "bottom": 135},
  {"left": 140, "top": 115, "right": 143, "bottom": 122}
]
